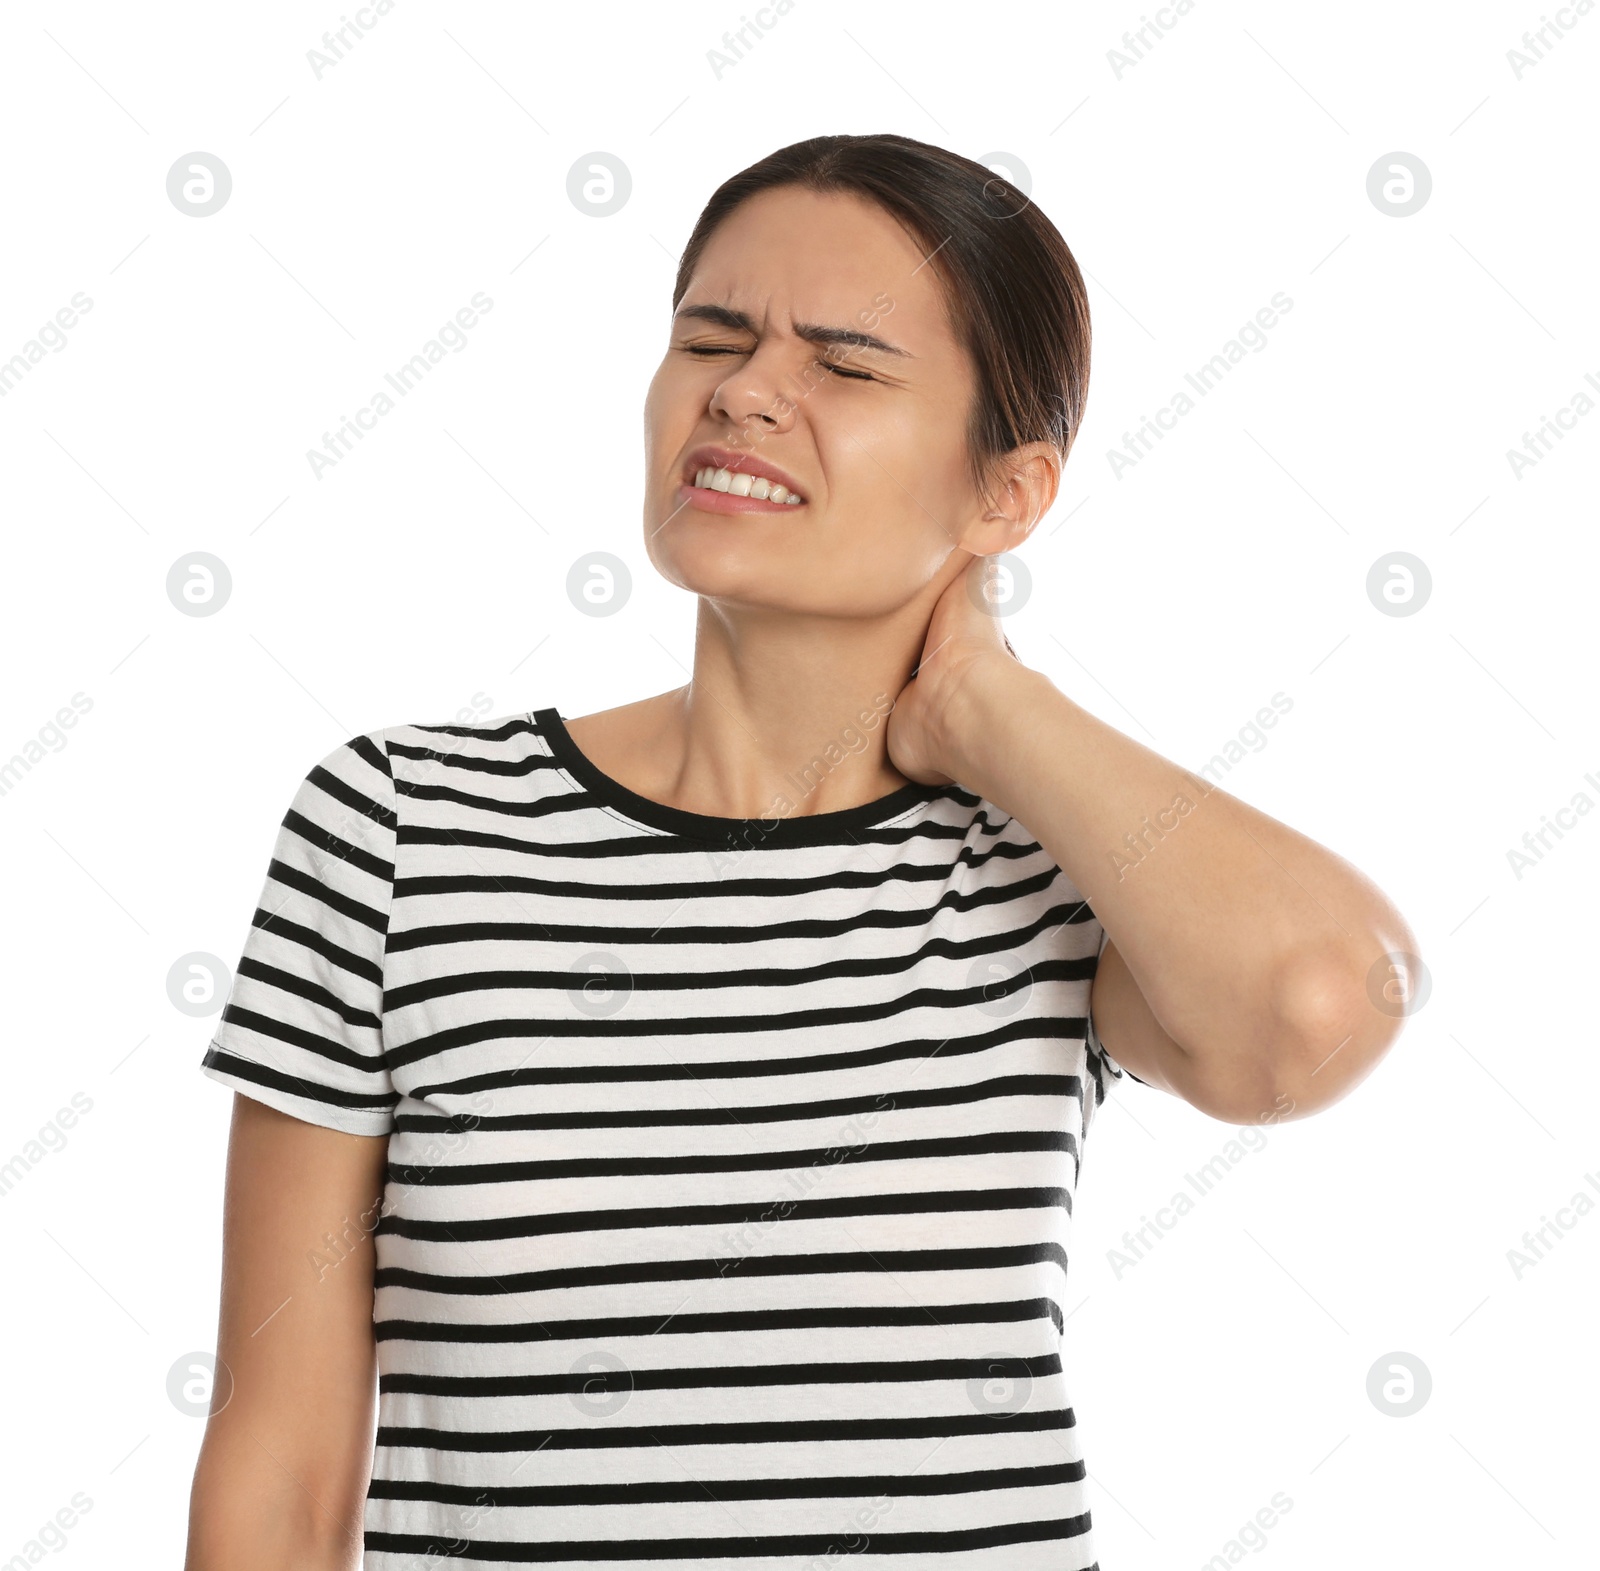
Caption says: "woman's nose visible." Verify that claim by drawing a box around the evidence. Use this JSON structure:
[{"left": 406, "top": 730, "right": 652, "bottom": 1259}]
[{"left": 710, "top": 348, "right": 799, "bottom": 432}]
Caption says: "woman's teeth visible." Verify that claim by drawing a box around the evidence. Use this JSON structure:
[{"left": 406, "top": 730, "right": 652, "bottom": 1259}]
[{"left": 693, "top": 465, "right": 804, "bottom": 504}]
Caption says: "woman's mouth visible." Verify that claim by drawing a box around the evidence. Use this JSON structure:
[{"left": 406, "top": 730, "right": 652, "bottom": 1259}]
[{"left": 679, "top": 463, "right": 807, "bottom": 514}]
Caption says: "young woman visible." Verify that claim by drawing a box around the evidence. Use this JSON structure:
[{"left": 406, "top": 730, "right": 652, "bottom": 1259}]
[{"left": 186, "top": 133, "right": 1417, "bottom": 1570}]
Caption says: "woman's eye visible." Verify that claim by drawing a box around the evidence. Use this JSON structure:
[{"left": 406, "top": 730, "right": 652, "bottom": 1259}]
[{"left": 678, "top": 340, "right": 876, "bottom": 380}]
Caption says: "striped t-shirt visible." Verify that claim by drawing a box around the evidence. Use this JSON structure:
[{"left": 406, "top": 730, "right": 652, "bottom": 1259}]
[{"left": 200, "top": 706, "right": 1129, "bottom": 1569}]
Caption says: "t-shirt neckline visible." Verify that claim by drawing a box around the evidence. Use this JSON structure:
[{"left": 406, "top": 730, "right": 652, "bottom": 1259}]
[{"left": 529, "top": 707, "right": 946, "bottom": 848}]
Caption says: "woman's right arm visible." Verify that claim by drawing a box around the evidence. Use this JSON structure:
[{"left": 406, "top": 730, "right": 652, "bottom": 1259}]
[{"left": 185, "top": 1093, "right": 390, "bottom": 1571}]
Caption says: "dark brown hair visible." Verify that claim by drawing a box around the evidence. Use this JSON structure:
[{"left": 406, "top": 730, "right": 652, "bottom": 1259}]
[{"left": 672, "top": 133, "right": 1092, "bottom": 503}]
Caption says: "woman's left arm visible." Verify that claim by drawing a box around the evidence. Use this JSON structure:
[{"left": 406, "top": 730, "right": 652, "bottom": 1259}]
[{"left": 912, "top": 644, "right": 1420, "bottom": 1125}]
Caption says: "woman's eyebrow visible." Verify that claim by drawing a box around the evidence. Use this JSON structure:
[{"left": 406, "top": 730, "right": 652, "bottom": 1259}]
[{"left": 673, "top": 302, "right": 911, "bottom": 358}]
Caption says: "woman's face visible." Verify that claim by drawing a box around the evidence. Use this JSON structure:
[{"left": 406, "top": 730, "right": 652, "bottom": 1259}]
[{"left": 642, "top": 184, "right": 993, "bottom": 618}]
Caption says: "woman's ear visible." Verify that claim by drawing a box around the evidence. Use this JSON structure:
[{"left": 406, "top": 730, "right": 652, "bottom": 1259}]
[{"left": 983, "top": 442, "right": 1062, "bottom": 546}]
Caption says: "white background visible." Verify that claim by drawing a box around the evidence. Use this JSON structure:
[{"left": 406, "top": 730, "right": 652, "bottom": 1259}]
[{"left": 1, "top": 0, "right": 1595, "bottom": 1565}]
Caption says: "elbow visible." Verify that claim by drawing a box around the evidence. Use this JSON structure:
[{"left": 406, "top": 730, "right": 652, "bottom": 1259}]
[{"left": 1266, "top": 941, "right": 1417, "bottom": 1116}]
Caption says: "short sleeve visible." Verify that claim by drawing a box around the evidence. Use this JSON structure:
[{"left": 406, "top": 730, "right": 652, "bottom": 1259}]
[
  {"left": 1086, "top": 921, "right": 1149, "bottom": 1102},
  {"left": 200, "top": 730, "right": 399, "bottom": 1136}
]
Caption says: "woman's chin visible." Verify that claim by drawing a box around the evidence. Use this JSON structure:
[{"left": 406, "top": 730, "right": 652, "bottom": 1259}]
[{"left": 642, "top": 536, "right": 812, "bottom": 607}]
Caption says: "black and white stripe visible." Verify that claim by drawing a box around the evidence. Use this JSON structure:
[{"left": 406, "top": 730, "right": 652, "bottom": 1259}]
[{"left": 202, "top": 707, "right": 1126, "bottom": 1568}]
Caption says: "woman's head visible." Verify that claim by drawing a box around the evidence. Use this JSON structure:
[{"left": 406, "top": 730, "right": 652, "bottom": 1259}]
[{"left": 642, "top": 133, "right": 1091, "bottom": 621}]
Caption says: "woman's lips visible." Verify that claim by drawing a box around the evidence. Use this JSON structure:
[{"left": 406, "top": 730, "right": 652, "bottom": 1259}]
[{"left": 676, "top": 480, "right": 807, "bottom": 515}]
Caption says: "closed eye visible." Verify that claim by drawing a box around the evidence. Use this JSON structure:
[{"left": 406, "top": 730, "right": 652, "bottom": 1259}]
[{"left": 680, "top": 344, "right": 875, "bottom": 382}]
